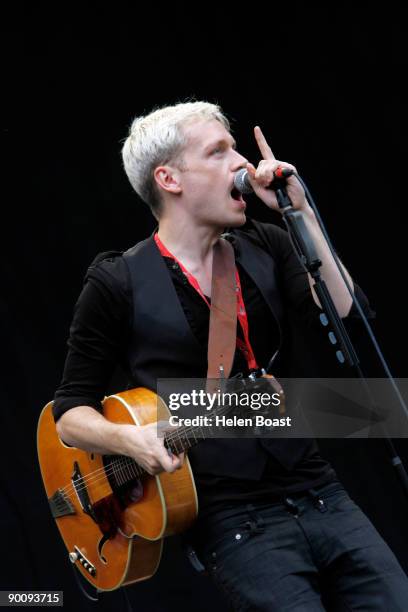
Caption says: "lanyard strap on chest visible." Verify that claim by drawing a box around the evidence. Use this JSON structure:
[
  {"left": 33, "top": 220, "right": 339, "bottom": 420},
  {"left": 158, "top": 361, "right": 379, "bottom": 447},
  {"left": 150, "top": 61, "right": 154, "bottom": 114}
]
[{"left": 154, "top": 233, "right": 259, "bottom": 374}]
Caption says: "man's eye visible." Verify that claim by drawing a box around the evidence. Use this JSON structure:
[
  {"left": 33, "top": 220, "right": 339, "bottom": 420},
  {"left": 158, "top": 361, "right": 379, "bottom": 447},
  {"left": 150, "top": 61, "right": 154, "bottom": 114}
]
[{"left": 212, "top": 148, "right": 222, "bottom": 154}]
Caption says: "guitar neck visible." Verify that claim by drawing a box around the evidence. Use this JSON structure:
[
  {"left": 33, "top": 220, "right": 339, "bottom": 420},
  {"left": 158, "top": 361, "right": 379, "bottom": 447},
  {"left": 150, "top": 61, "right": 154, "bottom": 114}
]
[{"left": 163, "top": 420, "right": 208, "bottom": 455}]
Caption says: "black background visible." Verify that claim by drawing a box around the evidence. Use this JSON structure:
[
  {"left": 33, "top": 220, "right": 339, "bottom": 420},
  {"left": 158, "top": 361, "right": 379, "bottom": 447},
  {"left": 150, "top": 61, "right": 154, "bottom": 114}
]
[{"left": 2, "top": 3, "right": 407, "bottom": 610}]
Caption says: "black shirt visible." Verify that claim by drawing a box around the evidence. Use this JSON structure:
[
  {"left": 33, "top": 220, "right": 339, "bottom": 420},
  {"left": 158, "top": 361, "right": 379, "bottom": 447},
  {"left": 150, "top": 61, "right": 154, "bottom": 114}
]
[{"left": 53, "top": 219, "right": 374, "bottom": 517}]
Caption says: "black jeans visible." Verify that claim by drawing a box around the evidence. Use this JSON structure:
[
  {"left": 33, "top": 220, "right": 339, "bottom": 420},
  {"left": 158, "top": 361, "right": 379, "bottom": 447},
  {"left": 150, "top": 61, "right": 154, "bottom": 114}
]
[{"left": 192, "top": 481, "right": 408, "bottom": 611}]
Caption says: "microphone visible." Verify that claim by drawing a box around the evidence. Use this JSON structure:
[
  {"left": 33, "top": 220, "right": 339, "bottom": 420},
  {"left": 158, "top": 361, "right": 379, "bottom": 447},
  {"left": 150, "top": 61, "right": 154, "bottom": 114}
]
[{"left": 234, "top": 167, "right": 294, "bottom": 195}]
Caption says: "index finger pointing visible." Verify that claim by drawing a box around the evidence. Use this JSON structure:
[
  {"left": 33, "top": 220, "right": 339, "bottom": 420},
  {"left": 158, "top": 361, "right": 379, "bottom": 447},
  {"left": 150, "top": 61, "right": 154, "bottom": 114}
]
[{"left": 254, "top": 126, "right": 276, "bottom": 160}]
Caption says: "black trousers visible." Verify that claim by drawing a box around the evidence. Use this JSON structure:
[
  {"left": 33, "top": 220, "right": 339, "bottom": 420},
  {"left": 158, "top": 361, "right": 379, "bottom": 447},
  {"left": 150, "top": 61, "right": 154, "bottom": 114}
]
[{"left": 191, "top": 481, "right": 408, "bottom": 611}]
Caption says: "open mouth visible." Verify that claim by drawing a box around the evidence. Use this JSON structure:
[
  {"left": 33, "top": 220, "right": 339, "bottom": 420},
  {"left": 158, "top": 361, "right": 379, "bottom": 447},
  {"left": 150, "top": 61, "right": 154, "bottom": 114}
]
[{"left": 230, "top": 186, "right": 243, "bottom": 201}]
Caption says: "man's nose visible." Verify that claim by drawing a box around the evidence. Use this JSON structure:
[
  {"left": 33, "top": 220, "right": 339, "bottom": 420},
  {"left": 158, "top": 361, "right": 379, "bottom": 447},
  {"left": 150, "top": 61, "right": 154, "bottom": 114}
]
[{"left": 232, "top": 150, "right": 248, "bottom": 169}]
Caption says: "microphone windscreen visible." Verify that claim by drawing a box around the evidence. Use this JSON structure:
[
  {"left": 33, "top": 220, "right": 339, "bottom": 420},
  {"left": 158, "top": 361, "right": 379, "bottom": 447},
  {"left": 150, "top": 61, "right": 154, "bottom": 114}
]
[{"left": 234, "top": 169, "right": 254, "bottom": 195}]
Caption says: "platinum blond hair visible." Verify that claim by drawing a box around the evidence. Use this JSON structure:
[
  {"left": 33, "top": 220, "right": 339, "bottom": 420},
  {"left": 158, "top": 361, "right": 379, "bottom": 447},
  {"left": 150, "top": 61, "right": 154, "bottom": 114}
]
[{"left": 121, "top": 101, "right": 231, "bottom": 219}]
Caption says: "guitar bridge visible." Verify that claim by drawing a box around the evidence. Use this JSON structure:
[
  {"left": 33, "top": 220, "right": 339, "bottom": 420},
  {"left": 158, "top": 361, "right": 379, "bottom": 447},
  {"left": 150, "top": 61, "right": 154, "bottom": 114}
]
[
  {"left": 72, "top": 461, "right": 97, "bottom": 522},
  {"left": 48, "top": 489, "right": 76, "bottom": 519}
]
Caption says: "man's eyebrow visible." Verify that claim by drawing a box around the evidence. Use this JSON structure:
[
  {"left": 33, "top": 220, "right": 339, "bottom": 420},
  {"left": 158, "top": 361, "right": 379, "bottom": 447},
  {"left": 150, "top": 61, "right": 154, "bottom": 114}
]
[{"left": 205, "top": 137, "right": 237, "bottom": 151}]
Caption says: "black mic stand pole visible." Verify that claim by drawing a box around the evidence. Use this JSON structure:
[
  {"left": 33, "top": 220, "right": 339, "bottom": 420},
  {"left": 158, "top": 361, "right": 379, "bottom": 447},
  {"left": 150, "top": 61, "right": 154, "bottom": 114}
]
[{"left": 272, "top": 176, "right": 408, "bottom": 501}]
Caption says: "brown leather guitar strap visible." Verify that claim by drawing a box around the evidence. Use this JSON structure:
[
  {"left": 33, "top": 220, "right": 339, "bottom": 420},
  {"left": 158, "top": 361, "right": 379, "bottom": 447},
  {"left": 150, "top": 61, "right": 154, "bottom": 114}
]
[
  {"left": 206, "top": 237, "right": 237, "bottom": 383},
  {"left": 206, "top": 237, "right": 286, "bottom": 413}
]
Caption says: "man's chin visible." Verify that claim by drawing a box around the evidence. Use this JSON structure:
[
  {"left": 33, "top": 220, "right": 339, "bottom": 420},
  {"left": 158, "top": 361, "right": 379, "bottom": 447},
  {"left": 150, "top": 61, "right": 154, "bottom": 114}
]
[{"left": 227, "top": 212, "right": 247, "bottom": 227}]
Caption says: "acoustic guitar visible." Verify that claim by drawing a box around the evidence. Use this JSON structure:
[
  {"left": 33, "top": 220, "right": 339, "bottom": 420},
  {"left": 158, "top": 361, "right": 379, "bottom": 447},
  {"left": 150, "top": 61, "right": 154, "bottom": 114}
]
[{"left": 37, "top": 377, "right": 284, "bottom": 591}]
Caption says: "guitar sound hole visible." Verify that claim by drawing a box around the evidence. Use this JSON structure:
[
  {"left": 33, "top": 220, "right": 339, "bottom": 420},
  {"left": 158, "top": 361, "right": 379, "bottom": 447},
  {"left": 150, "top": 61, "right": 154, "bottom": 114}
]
[
  {"left": 128, "top": 480, "right": 143, "bottom": 503},
  {"left": 98, "top": 534, "right": 108, "bottom": 563}
]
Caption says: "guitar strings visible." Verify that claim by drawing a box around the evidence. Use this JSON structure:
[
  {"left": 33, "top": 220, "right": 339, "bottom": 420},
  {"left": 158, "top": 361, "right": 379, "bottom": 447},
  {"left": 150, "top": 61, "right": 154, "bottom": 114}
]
[
  {"left": 57, "top": 424, "right": 206, "bottom": 499},
  {"left": 57, "top": 444, "right": 185, "bottom": 502},
  {"left": 58, "top": 390, "right": 263, "bottom": 500},
  {"left": 57, "top": 421, "right": 201, "bottom": 494},
  {"left": 58, "top": 404, "right": 229, "bottom": 497},
  {"left": 57, "top": 395, "right": 256, "bottom": 499}
]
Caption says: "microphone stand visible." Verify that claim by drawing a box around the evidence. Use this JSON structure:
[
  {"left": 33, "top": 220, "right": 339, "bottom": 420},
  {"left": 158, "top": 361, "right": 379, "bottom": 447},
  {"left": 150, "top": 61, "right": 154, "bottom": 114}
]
[{"left": 272, "top": 176, "right": 408, "bottom": 501}]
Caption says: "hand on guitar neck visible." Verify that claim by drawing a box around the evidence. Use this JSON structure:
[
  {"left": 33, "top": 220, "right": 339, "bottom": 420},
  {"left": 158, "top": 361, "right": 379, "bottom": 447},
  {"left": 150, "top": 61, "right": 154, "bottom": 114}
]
[{"left": 56, "top": 405, "right": 184, "bottom": 475}]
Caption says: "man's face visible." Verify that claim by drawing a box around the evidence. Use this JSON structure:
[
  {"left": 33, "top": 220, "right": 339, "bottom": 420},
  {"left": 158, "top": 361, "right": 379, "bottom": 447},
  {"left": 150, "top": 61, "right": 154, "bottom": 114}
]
[{"left": 176, "top": 119, "right": 249, "bottom": 228}]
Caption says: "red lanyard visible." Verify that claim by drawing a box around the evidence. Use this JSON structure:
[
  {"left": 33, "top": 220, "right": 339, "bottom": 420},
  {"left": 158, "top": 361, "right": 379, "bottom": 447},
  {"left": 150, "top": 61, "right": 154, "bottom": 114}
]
[
  {"left": 234, "top": 270, "right": 258, "bottom": 370},
  {"left": 154, "top": 233, "right": 211, "bottom": 308},
  {"left": 154, "top": 233, "right": 258, "bottom": 371}
]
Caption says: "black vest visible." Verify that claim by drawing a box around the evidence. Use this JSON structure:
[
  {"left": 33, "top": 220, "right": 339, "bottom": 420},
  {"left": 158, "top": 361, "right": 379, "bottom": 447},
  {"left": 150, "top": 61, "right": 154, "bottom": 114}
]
[{"left": 122, "top": 230, "right": 316, "bottom": 480}]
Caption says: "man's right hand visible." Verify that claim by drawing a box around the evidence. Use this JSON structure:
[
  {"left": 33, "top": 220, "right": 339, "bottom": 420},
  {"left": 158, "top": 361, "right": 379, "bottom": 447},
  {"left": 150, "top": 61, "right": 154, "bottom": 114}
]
[
  {"left": 118, "top": 422, "right": 185, "bottom": 475},
  {"left": 56, "top": 406, "right": 184, "bottom": 475}
]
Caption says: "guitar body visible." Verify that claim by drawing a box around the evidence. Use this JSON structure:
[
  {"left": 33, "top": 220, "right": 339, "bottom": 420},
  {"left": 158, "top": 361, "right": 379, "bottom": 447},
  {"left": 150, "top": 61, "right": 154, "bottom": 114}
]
[{"left": 37, "top": 388, "right": 198, "bottom": 591}]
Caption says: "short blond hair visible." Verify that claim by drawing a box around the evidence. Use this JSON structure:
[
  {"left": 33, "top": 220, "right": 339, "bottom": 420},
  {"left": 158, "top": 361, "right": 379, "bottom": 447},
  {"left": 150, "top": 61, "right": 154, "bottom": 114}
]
[{"left": 121, "top": 101, "right": 231, "bottom": 219}]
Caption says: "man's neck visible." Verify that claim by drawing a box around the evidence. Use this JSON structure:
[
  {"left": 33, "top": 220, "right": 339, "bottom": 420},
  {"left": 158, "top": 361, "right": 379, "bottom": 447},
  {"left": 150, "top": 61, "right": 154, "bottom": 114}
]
[{"left": 157, "top": 218, "right": 223, "bottom": 270}]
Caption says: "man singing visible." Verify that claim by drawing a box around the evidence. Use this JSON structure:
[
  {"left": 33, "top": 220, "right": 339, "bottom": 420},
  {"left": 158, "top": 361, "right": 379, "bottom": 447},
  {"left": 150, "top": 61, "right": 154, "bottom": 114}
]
[{"left": 53, "top": 101, "right": 408, "bottom": 610}]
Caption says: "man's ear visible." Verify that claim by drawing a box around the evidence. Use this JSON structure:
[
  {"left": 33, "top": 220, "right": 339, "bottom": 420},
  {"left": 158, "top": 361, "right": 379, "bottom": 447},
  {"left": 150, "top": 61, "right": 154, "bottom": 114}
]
[{"left": 154, "top": 165, "right": 182, "bottom": 195}]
